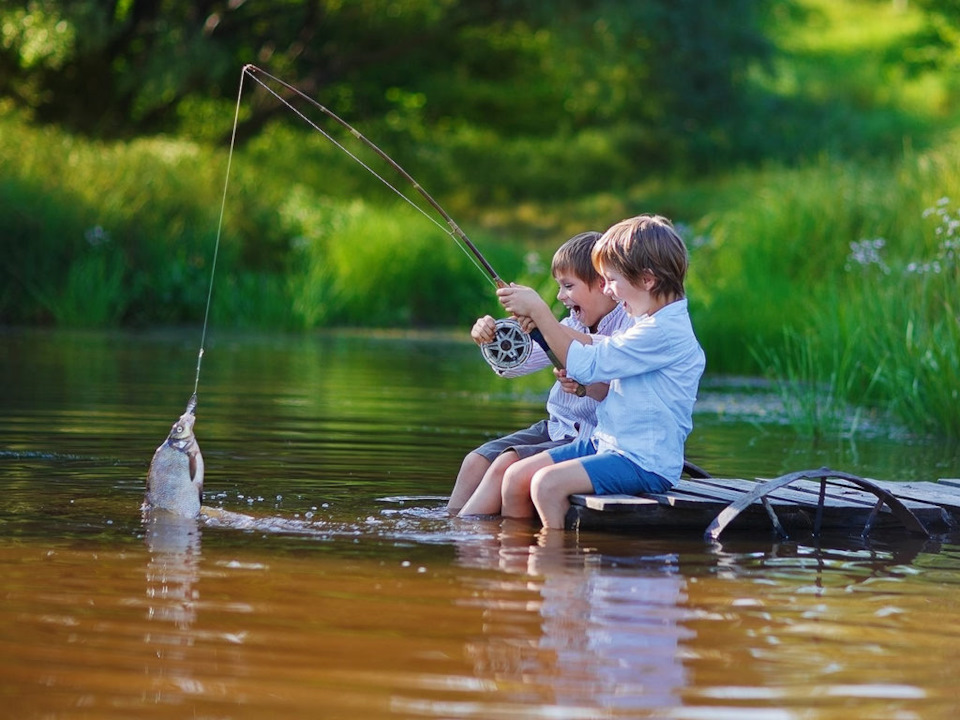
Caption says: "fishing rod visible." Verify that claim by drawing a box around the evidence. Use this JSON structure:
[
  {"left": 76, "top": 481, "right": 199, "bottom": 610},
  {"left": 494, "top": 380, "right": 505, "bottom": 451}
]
[{"left": 241, "top": 64, "right": 582, "bottom": 388}]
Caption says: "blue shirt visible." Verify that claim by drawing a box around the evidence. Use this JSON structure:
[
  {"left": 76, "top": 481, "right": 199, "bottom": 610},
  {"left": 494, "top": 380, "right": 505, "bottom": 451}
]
[
  {"left": 565, "top": 298, "right": 705, "bottom": 483},
  {"left": 488, "top": 303, "right": 632, "bottom": 441}
]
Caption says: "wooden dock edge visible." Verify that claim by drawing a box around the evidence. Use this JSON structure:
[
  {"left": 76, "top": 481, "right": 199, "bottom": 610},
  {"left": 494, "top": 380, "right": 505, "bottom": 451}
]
[{"left": 567, "top": 471, "right": 960, "bottom": 539}]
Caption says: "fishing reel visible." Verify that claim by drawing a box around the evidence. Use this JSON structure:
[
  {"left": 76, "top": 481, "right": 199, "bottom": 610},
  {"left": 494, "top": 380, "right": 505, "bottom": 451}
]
[{"left": 480, "top": 318, "right": 533, "bottom": 371}]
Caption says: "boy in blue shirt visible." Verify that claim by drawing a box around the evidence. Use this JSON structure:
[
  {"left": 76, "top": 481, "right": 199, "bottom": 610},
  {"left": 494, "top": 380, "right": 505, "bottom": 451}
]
[
  {"left": 497, "top": 214, "right": 705, "bottom": 529},
  {"left": 448, "top": 231, "right": 631, "bottom": 516}
]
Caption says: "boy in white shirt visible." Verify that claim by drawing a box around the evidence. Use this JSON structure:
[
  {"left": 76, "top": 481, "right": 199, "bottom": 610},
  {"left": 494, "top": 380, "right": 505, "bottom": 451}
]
[
  {"left": 448, "top": 231, "right": 631, "bottom": 516},
  {"left": 497, "top": 214, "right": 705, "bottom": 529}
]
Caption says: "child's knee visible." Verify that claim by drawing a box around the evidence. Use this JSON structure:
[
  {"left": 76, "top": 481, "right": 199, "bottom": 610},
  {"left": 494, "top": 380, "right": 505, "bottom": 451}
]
[
  {"left": 501, "top": 465, "right": 527, "bottom": 504},
  {"left": 489, "top": 450, "right": 518, "bottom": 475},
  {"left": 529, "top": 469, "right": 547, "bottom": 499}
]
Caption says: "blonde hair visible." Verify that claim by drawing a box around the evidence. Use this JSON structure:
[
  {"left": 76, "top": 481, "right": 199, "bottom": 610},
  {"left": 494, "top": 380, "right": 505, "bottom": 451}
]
[{"left": 592, "top": 214, "right": 688, "bottom": 299}]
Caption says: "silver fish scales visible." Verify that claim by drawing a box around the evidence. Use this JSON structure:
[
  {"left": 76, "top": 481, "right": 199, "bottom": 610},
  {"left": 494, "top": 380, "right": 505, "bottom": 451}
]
[{"left": 145, "top": 394, "right": 204, "bottom": 517}]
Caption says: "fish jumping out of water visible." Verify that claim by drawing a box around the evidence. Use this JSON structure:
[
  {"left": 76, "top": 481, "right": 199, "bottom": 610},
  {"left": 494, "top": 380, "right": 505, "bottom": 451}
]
[
  {"left": 142, "top": 394, "right": 335, "bottom": 534},
  {"left": 145, "top": 393, "right": 204, "bottom": 517}
]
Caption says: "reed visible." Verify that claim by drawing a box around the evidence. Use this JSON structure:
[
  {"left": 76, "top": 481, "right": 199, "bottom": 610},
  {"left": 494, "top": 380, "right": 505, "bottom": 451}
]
[
  {"left": 283, "top": 197, "right": 523, "bottom": 328},
  {"left": 51, "top": 236, "right": 128, "bottom": 327},
  {"left": 685, "top": 154, "right": 932, "bottom": 374},
  {"left": 848, "top": 197, "right": 960, "bottom": 437},
  {"left": 747, "top": 184, "right": 960, "bottom": 438}
]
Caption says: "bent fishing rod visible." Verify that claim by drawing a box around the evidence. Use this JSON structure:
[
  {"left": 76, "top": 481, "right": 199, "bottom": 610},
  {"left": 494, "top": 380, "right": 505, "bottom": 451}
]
[{"left": 240, "top": 64, "right": 584, "bottom": 390}]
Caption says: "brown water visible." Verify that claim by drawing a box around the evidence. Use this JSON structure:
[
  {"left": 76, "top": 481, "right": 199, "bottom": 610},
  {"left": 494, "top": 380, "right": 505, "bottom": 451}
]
[{"left": 2, "top": 327, "right": 960, "bottom": 719}]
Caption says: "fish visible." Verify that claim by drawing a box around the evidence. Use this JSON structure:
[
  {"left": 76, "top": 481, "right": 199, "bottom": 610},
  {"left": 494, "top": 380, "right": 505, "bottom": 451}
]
[
  {"left": 142, "top": 394, "right": 332, "bottom": 535},
  {"left": 145, "top": 393, "right": 204, "bottom": 517}
]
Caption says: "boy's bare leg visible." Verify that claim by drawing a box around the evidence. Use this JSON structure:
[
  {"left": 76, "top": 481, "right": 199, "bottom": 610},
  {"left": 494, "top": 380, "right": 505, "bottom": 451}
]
[
  {"left": 447, "top": 452, "right": 492, "bottom": 515},
  {"left": 531, "top": 460, "right": 594, "bottom": 529},
  {"left": 501, "top": 452, "right": 556, "bottom": 520},
  {"left": 458, "top": 450, "right": 519, "bottom": 516}
]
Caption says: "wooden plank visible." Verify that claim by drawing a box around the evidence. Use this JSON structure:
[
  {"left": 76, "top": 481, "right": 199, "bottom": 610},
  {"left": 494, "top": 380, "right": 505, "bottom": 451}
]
[
  {"left": 676, "top": 479, "right": 812, "bottom": 507},
  {"left": 569, "top": 473, "right": 957, "bottom": 534},
  {"left": 573, "top": 494, "right": 659, "bottom": 511},
  {"left": 752, "top": 476, "right": 943, "bottom": 513},
  {"left": 578, "top": 477, "right": 934, "bottom": 513},
  {"left": 668, "top": 481, "right": 779, "bottom": 504},
  {"left": 866, "top": 479, "right": 960, "bottom": 514},
  {"left": 707, "top": 476, "right": 949, "bottom": 529},
  {"left": 688, "top": 476, "right": 899, "bottom": 512},
  {"left": 571, "top": 492, "right": 730, "bottom": 513},
  {"left": 566, "top": 501, "right": 769, "bottom": 532},
  {"left": 646, "top": 492, "right": 733, "bottom": 510},
  {"left": 687, "top": 477, "right": 831, "bottom": 506},
  {"left": 566, "top": 498, "right": 919, "bottom": 534}
]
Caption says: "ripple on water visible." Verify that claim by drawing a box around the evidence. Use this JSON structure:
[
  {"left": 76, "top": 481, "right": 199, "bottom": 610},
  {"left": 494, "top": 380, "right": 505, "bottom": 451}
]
[{"left": 3, "top": 329, "right": 960, "bottom": 719}]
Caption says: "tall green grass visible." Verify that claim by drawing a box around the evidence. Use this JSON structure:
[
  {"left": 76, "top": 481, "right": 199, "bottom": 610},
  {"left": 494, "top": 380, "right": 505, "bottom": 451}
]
[
  {"left": 1, "top": 116, "right": 232, "bottom": 326},
  {"left": 279, "top": 193, "right": 519, "bottom": 329},
  {"left": 848, "top": 197, "right": 960, "bottom": 438},
  {"left": 0, "top": 111, "right": 529, "bottom": 331},
  {"left": 752, "top": 324, "right": 882, "bottom": 440},
  {"left": 711, "top": 152, "right": 960, "bottom": 439},
  {"left": 4, "top": 108, "right": 960, "bottom": 437}
]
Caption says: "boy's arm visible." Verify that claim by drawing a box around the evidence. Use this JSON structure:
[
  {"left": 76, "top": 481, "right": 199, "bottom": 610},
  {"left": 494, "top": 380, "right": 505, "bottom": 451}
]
[
  {"left": 497, "top": 284, "right": 591, "bottom": 367},
  {"left": 555, "top": 368, "right": 609, "bottom": 400}
]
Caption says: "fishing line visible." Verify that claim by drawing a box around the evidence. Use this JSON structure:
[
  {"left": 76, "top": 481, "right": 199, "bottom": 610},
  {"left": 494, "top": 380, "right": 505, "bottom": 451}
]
[
  {"left": 241, "top": 64, "right": 497, "bottom": 288},
  {"left": 197, "top": 64, "right": 573, "bottom": 383},
  {"left": 193, "top": 65, "right": 248, "bottom": 396}
]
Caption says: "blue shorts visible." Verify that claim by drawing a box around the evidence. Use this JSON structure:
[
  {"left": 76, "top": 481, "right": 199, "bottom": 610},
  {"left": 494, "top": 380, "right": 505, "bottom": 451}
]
[{"left": 546, "top": 437, "right": 672, "bottom": 496}]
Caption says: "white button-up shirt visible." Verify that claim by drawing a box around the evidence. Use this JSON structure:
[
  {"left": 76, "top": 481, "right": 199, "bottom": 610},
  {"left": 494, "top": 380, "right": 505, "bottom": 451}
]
[
  {"left": 488, "top": 303, "right": 632, "bottom": 441},
  {"left": 566, "top": 298, "right": 705, "bottom": 483}
]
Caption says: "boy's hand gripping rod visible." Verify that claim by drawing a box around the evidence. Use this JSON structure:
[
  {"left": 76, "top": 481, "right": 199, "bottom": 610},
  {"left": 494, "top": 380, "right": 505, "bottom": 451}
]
[{"left": 242, "top": 65, "right": 585, "bottom": 395}]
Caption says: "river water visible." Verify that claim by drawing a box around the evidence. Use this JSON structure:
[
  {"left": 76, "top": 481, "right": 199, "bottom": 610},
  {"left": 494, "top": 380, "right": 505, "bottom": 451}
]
[{"left": 2, "top": 327, "right": 960, "bottom": 719}]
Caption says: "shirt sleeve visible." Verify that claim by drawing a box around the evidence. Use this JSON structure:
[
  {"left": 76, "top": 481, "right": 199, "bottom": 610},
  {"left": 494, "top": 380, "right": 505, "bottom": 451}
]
[{"left": 566, "top": 316, "right": 674, "bottom": 384}]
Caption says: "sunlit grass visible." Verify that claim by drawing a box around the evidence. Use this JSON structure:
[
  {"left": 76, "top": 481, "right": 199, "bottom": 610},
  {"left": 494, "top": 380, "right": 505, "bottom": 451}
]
[
  {"left": 750, "top": 192, "right": 960, "bottom": 439},
  {"left": 0, "top": 112, "right": 524, "bottom": 330},
  {"left": 782, "top": 0, "right": 926, "bottom": 54},
  {"left": 3, "top": 0, "right": 960, "bottom": 438}
]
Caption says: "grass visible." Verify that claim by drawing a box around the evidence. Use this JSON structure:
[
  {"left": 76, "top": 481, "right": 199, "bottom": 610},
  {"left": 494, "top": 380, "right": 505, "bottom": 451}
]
[
  {"left": 750, "top": 190, "right": 960, "bottom": 439},
  {"left": 0, "top": 111, "right": 529, "bottom": 330},
  {"left": 3, "top": 0, "right": 960, "bottom": 439}
]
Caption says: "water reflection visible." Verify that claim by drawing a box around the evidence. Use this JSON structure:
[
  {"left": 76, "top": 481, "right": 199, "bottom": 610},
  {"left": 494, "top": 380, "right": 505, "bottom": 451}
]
[
  {"left": 434, "top": 513, "right": 960, "bottom": 719},
  {"left": 4, "top": 328, "right": 960, "bottom": 719},
  {"left": 142, "top": 511, "right": 204, "bottom": 704},
  {"left": 447, "top": 523, "right": 688, "bottom": 714}
]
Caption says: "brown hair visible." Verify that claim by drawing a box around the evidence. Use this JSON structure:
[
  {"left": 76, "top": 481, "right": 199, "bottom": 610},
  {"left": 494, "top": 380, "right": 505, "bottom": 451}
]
[
  {"left": 551, "top": 231, "right": 603, "bottom": 286},
  {"left": 592, "top": 214, "right": 688, "bottom": 300}
]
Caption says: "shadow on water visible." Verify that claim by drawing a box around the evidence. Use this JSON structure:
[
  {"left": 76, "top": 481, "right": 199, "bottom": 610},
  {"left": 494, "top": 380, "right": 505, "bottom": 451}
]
[{"left": 3, "top": 327, "right": 960, "bottom": 718}]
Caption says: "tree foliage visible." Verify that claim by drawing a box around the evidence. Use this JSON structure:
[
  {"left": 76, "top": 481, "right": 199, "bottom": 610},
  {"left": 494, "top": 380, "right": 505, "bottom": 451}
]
[
  {"left": 912, "top": 0, "right": 960, "bottom": 68},
  {"left": 0, "top": 0, "right": 777, "bottom": 168}
]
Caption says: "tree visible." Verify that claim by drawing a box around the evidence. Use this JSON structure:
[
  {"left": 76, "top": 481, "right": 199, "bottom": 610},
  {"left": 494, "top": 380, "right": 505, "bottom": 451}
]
[{"left": 1, "top": 0, "right": 778, "bottom": 172}]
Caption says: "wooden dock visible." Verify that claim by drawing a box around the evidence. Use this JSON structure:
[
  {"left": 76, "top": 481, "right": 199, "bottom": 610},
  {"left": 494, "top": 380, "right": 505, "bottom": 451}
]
[{"left": 566, "top": 467, "right": 960, "bottom": 540}]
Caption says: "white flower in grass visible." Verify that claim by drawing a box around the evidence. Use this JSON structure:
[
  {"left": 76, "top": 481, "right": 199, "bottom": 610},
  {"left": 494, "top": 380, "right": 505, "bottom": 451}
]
[
  {"left": 84, "top": 225, "right": 110, "bottom": 247},
  {"left": 846, "top": 238, "right": 890, "bottom": 274}
]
